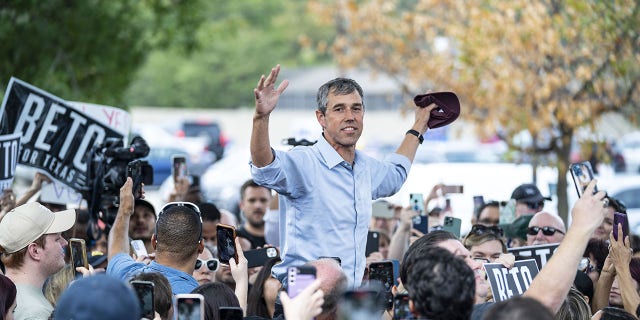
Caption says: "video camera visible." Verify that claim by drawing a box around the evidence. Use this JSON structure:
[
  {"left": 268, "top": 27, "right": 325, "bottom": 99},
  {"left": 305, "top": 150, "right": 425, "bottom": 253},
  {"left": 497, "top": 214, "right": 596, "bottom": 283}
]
[{"left": 82, "top": 135, "right": 153, "bottom": 227}]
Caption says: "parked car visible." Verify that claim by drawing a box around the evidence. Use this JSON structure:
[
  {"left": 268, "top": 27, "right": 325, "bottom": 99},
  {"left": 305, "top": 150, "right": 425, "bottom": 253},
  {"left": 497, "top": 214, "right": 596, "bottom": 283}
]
[
  {"left": 177, "top": 120, "right": 228, "bottom": 163},
  {"left": 620, "top": 131, "right": 640, "bottom": 173}
]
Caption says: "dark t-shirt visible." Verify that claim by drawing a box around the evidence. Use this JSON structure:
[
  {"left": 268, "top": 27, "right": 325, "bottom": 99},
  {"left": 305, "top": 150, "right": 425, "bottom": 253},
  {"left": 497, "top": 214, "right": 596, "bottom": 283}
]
[
  {"left": 236, "top": 227, "right": 266, "bottom": 249},
  {"left": 472, "top": 302, "right": 494, "bottom": 320}
]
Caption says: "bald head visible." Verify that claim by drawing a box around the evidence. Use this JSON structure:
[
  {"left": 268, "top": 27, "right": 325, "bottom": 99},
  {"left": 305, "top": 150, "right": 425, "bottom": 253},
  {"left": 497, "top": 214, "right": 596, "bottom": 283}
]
[
  {"left": 306, "top": 258, "right": 348, "bottom": 319},
  {"left": 527, "top": 211, "right": 566, "bottom": 246}
]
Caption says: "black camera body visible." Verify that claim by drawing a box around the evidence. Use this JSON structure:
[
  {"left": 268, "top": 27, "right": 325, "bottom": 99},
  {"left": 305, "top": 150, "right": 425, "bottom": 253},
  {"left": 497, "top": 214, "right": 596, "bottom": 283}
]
[{"left": 83, "top": 135, "right": 153, "bottom": 226}]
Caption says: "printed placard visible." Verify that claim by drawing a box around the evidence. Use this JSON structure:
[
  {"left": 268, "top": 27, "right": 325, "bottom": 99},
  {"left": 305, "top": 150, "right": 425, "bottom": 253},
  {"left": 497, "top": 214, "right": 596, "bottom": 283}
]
[
  {"left": 484, "top": 259, "right": 539, "bottom": 302},
  {"left": 0, "top": 133, "right": 21, "bottom": 190},
  {"left": 507, "top": 243, "right": 559, "bottom": 270},
  {"left": 0, "top": 78, "right": 127, "bottom": 190}
]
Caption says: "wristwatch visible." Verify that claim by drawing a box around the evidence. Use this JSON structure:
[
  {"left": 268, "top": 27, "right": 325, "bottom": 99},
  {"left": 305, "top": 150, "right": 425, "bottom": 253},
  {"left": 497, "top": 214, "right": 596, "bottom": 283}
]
[{"left": 406, "top": 129, "right": 424, "bottom": 144}]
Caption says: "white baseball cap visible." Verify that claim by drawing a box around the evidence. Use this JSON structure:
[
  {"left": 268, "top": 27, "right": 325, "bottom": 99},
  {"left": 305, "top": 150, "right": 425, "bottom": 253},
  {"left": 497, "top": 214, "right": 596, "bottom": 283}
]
[{"left": 0, "top": 202, "right": 76, "bottom": 254}]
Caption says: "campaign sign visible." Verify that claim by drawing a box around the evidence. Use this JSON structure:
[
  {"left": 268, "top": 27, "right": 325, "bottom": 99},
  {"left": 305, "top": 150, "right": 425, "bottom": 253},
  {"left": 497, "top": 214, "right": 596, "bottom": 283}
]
[
  {"left": 507, "top": 243, "right": 560, "bottom": 270},
  {"left": 0, "top": 133, "right": 21, "bottom": 191},
  {"left": 0, "top": 78, "right": 124, "bottom": 190},
  {"left": 484, "top": 259, "right": 539, "bottom": 302}
]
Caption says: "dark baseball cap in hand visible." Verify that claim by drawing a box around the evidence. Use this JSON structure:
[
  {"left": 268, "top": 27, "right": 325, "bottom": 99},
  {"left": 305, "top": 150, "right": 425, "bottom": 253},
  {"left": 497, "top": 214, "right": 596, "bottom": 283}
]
[{"left": 413, "top": 92, "right": 460, "bottom": 129}]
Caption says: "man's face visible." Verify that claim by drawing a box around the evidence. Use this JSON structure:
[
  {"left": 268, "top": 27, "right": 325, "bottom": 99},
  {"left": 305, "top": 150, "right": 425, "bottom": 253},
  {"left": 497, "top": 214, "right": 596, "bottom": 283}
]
[
  {"left": 592, "top": 207, "right": 614, "bottom": 240},
  {"left": 477, "top": 206, "right": 500, "bottom": 226},
  {"left": 527, "top": 212, "right": 565, "bottom": 246},
  {"left": 469, "top": 240, "right": 503, "bottom": 263},
  {"left": 129, "top": 204, "right": 156, "bottom": 240},
  {"left": 436, "top": 239, "right": 488, "bottom": 299},
  {"left": 316, "top": 91, "right": 364, "bottom": 150},
  {"left": 202, "top": 221, "right": 219, "bottom": 248},
  {"left": 515, "top": 201, "right": 539, "bottom": 217},
  {"left": 239, "top": 186, "right": 271, "bottom": 228},
  {"left": 42, "top": 233, "right": 68, "bottom": 275}
]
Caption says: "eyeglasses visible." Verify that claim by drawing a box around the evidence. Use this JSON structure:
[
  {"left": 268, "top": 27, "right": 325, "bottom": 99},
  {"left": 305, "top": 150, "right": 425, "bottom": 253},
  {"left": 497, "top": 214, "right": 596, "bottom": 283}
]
[
  {"left": 578, "top": 257, "right": 596, "bottom": 274},
  {"left": 527, "top": 226, "right": 565, "bottom": 236},
  {"left": 469, "top": 224, "right": 504, "bottom": 237},
  {"left": 157, "top": 202, "right": 203, "bottom": 242},
  {"left": 195, "top": 258, "right": 220, "bottom": 272}
]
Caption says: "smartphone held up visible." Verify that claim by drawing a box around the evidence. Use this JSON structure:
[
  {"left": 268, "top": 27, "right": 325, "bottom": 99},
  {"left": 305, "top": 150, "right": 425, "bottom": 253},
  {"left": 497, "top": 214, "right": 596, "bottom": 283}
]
[{"left": 216, "top": 224, "right": 238, "bottom": 265}]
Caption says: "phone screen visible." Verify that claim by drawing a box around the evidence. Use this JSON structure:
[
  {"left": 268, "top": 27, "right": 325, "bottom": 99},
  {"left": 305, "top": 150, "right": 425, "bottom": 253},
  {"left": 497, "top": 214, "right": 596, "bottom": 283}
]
[
  {"left": 219, "top": 307, "right": 243, "bottom": 320},
  {"left": 368, "top": 261, "right": 394, "bottom": 309},
  {"left": 216, "top": 224, "right": 237, "bottom": 265},
  {"left": 613, "top": 212, "right": 629, "bottom": 241},
  {"left": 172, "top": 155, "right": 188, "bottom": 183},
  {"left": 393, "top": 294, "right": 413, "bottom": 320},
  {"left": 287, "top": 266, "right": 316, "bottom": 298},
  {"left": 175, "top": 295, "right": 203, "bottom": 320},
  {"left": 132, "top": 281, "right": 155, "bottom": 319},
  {"left": 69, "top": 238, "right": 88, "bottom": 277},
  {"left": 127, "top": 160, "right": 143, "bottom": 199},
  {"left": 570, "top": 161, "right": 598, "bottom": 197}
]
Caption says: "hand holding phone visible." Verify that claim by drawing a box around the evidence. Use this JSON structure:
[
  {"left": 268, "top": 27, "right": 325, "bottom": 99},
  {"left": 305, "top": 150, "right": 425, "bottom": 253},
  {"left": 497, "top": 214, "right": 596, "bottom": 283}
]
[
  {"left": 172, "top": 155, "right": 188, "bottom": 183},
  {"left": 216, "top": 224, "right": 238, "bottom": 265},
  {"left": 613, "top": 212, "right": 629, "bottom": 242},
  {"left": 368, "top": 261, "right": 395, "bottom": 310},
  {"left": 127, "top": 160, "right": 144, "bottom": 199},
  {"left": 131, "top": 280, "right": 155, "bottom": 319},
  {"left": 131, "top": 239, "right": 148, "bottom": 258},
  {"left": 69, "top": 238, "right": 88, "bottom": 277}
]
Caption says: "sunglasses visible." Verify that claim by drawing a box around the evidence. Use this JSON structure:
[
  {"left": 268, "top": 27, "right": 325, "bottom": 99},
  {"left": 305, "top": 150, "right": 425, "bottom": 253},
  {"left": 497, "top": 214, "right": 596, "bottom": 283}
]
[
  {"left": 195, "top": 258, "right": 220, "bottom": 272},
  {"left": 527, "top": 226, "right": 565, "bottom": 236},
  {"left": 157, "top": 202, "right": 203, "bottom": 242},
  {"left": 469, "top": 224, "right": 504, "bottom": 237}
]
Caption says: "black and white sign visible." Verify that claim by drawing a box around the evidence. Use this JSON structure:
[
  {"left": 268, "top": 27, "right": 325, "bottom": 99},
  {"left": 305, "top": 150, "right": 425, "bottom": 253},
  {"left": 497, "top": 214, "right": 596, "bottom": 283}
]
[
  {"left": 0, "top": 78, "right": 127, "bottom": 190},
  {"left": 508, "top": 243, "right": 559, "bottom": 270},
  {"left": 0, "top": 133, "right": 21, "bottom": 191},
  {"left": 484, "top": 259, "right": 539, "bottom": 302}
]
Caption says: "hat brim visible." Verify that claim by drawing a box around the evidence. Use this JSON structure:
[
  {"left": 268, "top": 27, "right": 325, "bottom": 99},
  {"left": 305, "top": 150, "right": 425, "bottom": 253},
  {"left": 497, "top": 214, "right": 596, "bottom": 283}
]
[{"left": 45, "top": 209, "right": 77, "bottom": 234}]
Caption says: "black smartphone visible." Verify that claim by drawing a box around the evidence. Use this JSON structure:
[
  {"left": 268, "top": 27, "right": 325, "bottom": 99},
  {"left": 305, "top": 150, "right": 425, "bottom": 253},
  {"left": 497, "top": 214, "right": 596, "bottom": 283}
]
[
  {"left": 127, "top": 159, "right": 143, "bottom": 199},
  {"left": 172, "top": 155, "right": 188, "bottom": 183},
  {"left": 219, "top": 306, "right": 243, "bottom": 320},
  {"left": 287, "top": 265, "right": 317, "bottom": 299},
  {"left": 613, "top": 212, "right": 629, "bottom": 241},
  {"left": 473, "top": 195, "right": 485, "bottom": 217},
  {"left": 443, "top": 216, "right": 462, "bottom": 238},
  {"left": 131, "top": 280, "right": 155, "bottom": 319},
  {"left": 244, "top": 247, "right": 279, "bottom": 268},
  {"left": 69, "top": 238, "right": 88, "bottom": 277},
  {"left": 216, "top": 224, "right": 238, "bottom": 265},
  {"left": 365, "top": 231, "right": 380, "bottom": 256},
  {"left": 368, "top": 261, "right": 395, "bottom": 310},
  {"left": 570, "top": 161, "right": 598, "bottom": 197},
  {"left": 412, "top": 215, "right": 429, "bottom": 234},
  {"left": 174, "top": 294, "right": 204, "bottom": 320},
  {"left": 393, "top": 293, "right": 413, "bottom": 320}
]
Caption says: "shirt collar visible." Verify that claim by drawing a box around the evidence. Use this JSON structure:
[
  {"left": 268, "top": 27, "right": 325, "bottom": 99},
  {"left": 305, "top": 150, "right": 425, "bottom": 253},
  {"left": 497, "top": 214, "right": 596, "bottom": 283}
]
[{"left": 317, "top": 134, "right": 348, "bottom": 168}]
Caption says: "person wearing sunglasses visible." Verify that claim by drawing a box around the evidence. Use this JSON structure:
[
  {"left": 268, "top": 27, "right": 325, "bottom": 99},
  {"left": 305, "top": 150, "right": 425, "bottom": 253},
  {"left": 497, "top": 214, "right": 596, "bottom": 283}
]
[
  {"left": 193, "top": 245, "right": 219, "bottom": 286},
  {"left": 526, "top": 211, "right": 566, "bottom": 246},
  {"left": 464, "top": 225, "right": 507, "bottom": 264},
  {"left": 108, "top": 178, "right": 207, "bottom": 294}
]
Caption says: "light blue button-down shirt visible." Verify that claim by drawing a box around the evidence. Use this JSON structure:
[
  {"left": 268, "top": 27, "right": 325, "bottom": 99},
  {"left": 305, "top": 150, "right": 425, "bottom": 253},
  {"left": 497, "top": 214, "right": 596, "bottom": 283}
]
[{"left": 251, "top": 135, "right": 411, "bottom": 288}]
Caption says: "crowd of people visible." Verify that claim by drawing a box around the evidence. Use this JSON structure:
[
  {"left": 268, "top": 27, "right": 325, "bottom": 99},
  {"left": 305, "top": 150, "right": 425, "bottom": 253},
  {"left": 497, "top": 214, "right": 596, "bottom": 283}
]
[{"left": 0, "top": 64, "right": 638, "bottom": 320}]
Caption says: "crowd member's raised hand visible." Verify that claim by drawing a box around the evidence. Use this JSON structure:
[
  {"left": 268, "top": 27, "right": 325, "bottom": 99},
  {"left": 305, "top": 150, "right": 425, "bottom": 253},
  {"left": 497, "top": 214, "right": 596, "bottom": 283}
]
[
  {"left": 14, "top": 172, "right": 51, "bottom": 207},
  {"left": 229, "top": 237, "right": 249, "bottom": 316},
  {"left": 523, "top": 180, "right": 607, "bottom": 314},
  {"left": 609, "top": 223, "right": 639, "bottom": 315},
  {"left": 279, "top": 279, "right": 324, "bottom": 320},
  {"left": 387, "top": 207, "right": 419, "bottom": 261}
]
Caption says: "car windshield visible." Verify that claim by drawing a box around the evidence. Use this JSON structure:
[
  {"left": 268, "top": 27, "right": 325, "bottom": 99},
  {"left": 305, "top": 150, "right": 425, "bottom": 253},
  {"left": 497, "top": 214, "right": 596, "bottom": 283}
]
[{"left": 182, "top": 123, "right": 220, "bottom": 138}]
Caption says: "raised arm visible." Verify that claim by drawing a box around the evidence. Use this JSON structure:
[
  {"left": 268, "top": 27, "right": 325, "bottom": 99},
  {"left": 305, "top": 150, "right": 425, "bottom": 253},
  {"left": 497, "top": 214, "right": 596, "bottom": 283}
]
[
  {"left": 609, "top": 224, "right": 640, "bottom": 315},
  {"left": 108, "top": 177, "right": 135, "bottom": 260},
  {"left": 394, "top": 103, "right": 436, "bottom": 163},
  {"left": 251, "top": 64, "right": 289, "bottom": 168},
  {"left": 523, "top": 180, "right": 607, "bottom": 313}
]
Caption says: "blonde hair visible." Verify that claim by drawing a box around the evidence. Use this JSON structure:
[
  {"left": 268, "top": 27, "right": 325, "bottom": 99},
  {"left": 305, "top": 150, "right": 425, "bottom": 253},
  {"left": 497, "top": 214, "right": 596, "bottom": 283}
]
[{"left": 44, "top": 264, "right": 75, "bottom": 307}]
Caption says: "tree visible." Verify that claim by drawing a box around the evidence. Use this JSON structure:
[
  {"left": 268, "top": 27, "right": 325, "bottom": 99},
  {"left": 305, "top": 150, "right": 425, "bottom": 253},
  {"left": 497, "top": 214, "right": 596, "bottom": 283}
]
[
  {"left": 309, "top": 0, "right": 640, "bottom": 222},
  {"left": 124, "top": 0, "right": 334, "bottom": 109},
  {"left": 0, "top": 0, "right": 207, "bottom": 106}
]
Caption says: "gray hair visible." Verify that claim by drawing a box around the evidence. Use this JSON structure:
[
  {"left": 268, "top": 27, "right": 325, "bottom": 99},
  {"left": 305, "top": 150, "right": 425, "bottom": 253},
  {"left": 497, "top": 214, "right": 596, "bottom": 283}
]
[{"left": 316, "top": 78, "right": 364, "bottom": 114}]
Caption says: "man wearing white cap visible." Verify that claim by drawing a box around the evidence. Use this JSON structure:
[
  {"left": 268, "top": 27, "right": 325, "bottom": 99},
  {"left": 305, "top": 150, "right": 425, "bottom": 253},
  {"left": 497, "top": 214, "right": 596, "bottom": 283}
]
[{"left": 0, "top": 202, "right": 76, "bottom": 320}]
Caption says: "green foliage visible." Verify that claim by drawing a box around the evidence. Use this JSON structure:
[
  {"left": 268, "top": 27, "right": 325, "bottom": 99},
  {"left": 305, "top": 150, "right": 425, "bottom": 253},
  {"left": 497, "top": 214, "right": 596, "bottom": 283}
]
[
  {"left": 0, "top": 0, "right": 206, "bottom": 106},
  {"left": 124, "top": 0, "right": 334, "bottom": 109}
]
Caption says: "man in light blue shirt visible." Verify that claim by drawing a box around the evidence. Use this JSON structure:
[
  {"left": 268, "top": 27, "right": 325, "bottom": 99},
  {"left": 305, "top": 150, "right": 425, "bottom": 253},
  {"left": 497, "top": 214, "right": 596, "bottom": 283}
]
[
  {"left": 250, "top": 65, "right": 437, "bottom": 287},
  {"left": 107, "top": 178, "right": 203, "bottom": 294}
]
